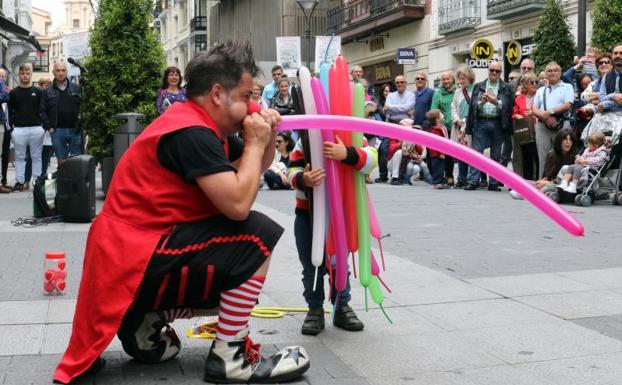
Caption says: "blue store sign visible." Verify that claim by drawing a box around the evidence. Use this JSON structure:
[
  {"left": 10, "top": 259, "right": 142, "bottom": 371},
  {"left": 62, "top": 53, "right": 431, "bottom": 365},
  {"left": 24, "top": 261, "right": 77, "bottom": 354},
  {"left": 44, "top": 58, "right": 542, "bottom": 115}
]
[{"left": 397, "top": 48, "right": 417, "bottom": 64}]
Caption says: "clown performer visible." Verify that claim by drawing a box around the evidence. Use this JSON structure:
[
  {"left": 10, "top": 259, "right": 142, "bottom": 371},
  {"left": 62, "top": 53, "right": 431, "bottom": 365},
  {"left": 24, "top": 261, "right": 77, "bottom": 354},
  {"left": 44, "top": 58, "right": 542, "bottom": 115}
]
[{"left": 53, "top": 41, "right": 310, "bottom": 384}]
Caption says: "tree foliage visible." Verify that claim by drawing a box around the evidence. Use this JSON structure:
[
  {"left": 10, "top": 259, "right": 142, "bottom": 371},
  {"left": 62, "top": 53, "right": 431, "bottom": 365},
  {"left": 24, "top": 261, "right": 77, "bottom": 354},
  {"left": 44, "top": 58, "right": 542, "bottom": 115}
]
[
  {"left": 532, "top": 0, "right": 575, "bottom": 72},
  {"left": 592, "top": 0, "right": 622, "bottom": 53},
  {"left": 83, "top": 0, "right": 164, "bottom": 158}
]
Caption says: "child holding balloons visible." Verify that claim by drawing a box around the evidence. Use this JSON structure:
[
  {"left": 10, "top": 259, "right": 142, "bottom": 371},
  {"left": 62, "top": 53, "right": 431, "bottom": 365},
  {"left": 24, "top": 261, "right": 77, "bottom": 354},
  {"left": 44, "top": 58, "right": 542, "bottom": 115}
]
[
  {"left": 426, "top": 109, "right": 449, "bottom": 189},
  {"left": 288, "top": 134, "right": 377, "bottom": 335}
]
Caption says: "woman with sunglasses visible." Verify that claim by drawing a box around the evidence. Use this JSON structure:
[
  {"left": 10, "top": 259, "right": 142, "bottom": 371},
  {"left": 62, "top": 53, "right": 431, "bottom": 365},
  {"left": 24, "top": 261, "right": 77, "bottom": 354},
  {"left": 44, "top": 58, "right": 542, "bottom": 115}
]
[{"left": 262, "top": 131, "right": 294, "bottom": 190}]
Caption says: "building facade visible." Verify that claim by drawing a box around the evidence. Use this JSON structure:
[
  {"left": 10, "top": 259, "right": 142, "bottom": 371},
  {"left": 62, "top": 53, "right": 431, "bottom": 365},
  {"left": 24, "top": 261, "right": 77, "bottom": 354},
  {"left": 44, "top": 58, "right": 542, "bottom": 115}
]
[
  {"left": 157, "top": 0, "right": 214, "bottom": 75},
  {"left": 428, "top": 0, "right": 594, "bottom": 83},
  {"left": 49, "top": 0, "right": 95, "bottom": 77},
  {"left": 31, "top": 7, "right": 52, "bottom": 82},
  {"left": 209, "top": 0, "right": 331, "bottom": 85},
  {"left": 1, "top": 0, "right": 38, "bottom": 86},
  {"left": 327, "top": 0, "right": 432, "bottom": 93}
]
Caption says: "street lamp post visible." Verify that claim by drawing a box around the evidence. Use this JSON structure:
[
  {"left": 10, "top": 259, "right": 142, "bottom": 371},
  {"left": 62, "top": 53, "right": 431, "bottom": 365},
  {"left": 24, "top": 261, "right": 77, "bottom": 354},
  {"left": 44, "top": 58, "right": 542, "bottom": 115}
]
[{"left": 296, "top": 0, "right": 319, "bottom": 69}]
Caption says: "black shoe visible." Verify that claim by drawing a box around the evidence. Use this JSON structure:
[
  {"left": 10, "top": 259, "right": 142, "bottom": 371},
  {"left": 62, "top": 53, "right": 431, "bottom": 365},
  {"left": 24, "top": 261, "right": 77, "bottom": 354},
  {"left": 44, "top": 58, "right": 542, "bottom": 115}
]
[
  {"left": 464, "top": 184, "right": 478, "bottom": 191},
  {"left": 374, "top": 177, "right": 388, "bottom": 183},
  {"left": 204, "top": 331, "right": 310, "bottom": 384},
  {"left": 301, "top": 308, "right": 325, "bottom": 336},
  {"left": 12, "top": 182, "right": 24, "bottom": 192},
  {"left": 454, "top": 181, "right": 466, "bottom": 189},
  {"left": 487, "top": 185, "right": 501, "bottom": 191},
  {"left": 333, "top": 305, "right": 364, "bottom": 331},
  {"left": 390, "top": 179, "right": 402, "bottom": 186},
  {"left": 117, "top": 310, "right": 181, "bottom": 364},
  {"left": 479, "top": 180, "right": 488, "bottom": 188}
]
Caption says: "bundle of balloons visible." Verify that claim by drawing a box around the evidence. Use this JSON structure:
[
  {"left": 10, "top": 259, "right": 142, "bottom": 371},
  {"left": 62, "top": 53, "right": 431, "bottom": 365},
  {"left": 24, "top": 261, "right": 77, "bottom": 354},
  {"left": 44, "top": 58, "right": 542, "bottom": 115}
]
[{"left": 274, "top": 56, "right": 584, "bottom": 321}]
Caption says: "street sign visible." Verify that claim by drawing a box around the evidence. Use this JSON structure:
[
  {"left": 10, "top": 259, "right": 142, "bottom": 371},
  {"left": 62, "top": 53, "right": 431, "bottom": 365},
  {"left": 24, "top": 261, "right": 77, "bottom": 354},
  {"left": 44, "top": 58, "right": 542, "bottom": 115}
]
[
  {"left": 397, "top": 48, "right": 417, "bottom": 64},
  {"left": 506, "top": 40, "right": 522, "bottom": 66},
  {"left": 471, "top": 38, "right": 494, "bottom": 61}
]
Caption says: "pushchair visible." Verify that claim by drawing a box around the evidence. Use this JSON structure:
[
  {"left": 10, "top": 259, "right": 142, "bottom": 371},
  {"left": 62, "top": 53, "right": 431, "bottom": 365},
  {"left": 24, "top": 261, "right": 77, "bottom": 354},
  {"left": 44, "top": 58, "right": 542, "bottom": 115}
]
[{"left": 547, "top": 126, "right": 622, "bottom": 206}]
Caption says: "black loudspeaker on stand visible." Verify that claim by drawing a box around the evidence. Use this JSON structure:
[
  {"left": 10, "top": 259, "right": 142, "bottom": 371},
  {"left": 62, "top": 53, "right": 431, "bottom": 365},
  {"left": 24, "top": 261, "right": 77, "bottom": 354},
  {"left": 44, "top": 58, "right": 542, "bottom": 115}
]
[{"left": 56, "top": 155, "right": 96, "bottom": 223}]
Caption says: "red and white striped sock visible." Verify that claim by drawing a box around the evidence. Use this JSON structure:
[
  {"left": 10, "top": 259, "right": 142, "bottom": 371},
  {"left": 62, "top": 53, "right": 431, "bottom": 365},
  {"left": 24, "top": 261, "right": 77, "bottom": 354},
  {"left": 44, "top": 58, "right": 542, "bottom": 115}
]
[{"left": 216, "top": 275, "right": 265, "bottom": 342}]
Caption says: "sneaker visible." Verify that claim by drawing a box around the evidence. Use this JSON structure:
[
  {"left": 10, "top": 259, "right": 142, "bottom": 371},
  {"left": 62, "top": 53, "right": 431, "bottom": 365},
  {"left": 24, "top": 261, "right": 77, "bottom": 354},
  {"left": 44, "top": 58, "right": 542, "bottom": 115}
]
[
  {"left": 301, "top": 308, "right": 325, "bottom": 336},
  {"left": 333, "top": 305, "right": 364, "bottom": 331},
  {"left": 564, "top": 183, "right": 577, "bottom": 194},
  {"left": 509, "top": 190, "right": 524, "bottom": 200},
  {"left": 117, "top": 310, "right": 181, "bottom": 364},
  {"left": 204, "top": 330, "right": 310, "bottom": 384},
  {"left": 557, "top": 180, "right": 569, "bottom": 190}
]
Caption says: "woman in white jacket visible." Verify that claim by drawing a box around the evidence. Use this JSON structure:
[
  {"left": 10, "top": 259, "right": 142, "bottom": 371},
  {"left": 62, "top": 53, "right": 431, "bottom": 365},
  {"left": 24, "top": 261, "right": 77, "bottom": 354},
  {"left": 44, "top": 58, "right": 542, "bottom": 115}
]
[{"left": 450, "top": 65, "right": 476, "bottom": 188}]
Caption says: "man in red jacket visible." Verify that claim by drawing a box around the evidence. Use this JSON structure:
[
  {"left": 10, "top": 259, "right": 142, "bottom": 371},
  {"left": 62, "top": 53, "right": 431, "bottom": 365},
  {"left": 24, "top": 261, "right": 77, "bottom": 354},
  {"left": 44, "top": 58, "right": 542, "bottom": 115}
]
[{"left": 53, "top": 41, "right": 310, "bottom": 384}]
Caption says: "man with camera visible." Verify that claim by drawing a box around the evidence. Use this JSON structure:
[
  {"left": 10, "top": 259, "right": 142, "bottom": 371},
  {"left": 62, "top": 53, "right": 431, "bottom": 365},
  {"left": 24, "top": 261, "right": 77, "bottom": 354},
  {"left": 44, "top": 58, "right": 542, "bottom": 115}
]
[{"left": 533, "top": 61, "right": 574, "bottom": 178}]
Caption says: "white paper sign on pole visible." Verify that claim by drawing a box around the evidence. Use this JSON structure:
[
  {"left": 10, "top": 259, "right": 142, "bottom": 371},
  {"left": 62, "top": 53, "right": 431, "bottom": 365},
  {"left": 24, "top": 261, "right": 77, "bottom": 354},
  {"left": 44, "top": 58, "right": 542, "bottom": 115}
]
[
  {"left": 276, "top": 36, "right": 301, "bottom": 77},
  {"left": 314, "top": 35, "right": 341, "bottom": 72}
]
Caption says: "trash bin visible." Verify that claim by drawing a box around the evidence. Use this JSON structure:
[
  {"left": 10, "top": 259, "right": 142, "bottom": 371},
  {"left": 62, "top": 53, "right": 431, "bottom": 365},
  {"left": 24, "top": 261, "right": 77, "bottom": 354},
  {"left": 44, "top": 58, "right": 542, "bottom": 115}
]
[{"left": 113, "top": 112, "right": 146, "bottom": 167}]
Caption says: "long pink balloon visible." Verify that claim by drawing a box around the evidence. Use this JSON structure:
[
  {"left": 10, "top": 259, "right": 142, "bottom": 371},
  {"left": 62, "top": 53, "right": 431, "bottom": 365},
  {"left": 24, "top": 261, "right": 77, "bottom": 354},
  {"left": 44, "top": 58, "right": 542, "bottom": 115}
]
[
  {"left": 279, "top": 115, "right": 584, "bottom": 237},
  {"left": 310, "top": 78, "right": 349, "bottom": 291},
  {"left": 367, "top": 191, "right": 382, "bottom": 239}
]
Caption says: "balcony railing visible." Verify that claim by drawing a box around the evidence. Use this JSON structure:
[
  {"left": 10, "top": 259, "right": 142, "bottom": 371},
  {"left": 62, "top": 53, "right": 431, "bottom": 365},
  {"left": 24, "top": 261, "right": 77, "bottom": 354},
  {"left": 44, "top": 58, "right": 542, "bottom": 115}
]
[
  {"left": 487, "top": 0, "right": 547, "bottom": 20},
  {"left": 438, "top": 0, "right": 481, "bottom": 35},
  {"left": 190, "top": 16, "right": 207, "bottom": 32},
  {"left": 327, "top": 0, "right": 425, "bottom": 42}
]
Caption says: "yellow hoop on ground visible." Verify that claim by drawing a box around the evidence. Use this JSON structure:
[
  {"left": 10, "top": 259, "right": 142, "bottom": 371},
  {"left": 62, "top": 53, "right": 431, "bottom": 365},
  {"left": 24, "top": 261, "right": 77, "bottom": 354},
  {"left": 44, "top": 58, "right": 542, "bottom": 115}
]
[{"left": 185, "top": 307, "right": 331, "bottom": 339}]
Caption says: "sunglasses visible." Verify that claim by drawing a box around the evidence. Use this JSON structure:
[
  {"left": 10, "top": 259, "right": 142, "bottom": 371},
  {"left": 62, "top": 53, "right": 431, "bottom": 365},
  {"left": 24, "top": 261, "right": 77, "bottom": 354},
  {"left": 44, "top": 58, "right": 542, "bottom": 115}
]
[
  {"left": 395, "top": 81, "right": 405, "bottom": 84},
  {"left": 489, "top": 69, "right": 501, "bottom": 74},
  {"left": 415, "top": 77, "right": 426, "bottom": 81},
  {"left": 598, "top": 60, "right": 611, "bottom": 65}
]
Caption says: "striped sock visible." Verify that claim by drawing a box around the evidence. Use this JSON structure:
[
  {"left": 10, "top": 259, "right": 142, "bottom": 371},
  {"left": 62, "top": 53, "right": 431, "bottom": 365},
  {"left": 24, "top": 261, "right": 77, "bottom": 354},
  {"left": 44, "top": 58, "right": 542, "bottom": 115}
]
[
  {"left": 216, "top": 275, "right": 265, "bottom": 342},
  {"left": 163, "top": 308, "right": 193, "bottom": 322}
]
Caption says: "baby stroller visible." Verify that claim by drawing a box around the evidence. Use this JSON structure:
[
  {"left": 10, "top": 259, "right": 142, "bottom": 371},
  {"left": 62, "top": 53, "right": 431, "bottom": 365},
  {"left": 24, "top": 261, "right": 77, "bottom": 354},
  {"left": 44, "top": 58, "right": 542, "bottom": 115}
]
[{"left": 547, "top": 126, "right": 622, "bottom": 206}]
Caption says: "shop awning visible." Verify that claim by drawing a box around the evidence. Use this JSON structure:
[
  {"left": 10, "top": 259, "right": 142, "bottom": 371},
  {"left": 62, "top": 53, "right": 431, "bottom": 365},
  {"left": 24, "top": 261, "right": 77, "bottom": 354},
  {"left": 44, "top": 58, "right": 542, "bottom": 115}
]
[{"left": 0, "top": 14, "right": 44, "bottom": 52}]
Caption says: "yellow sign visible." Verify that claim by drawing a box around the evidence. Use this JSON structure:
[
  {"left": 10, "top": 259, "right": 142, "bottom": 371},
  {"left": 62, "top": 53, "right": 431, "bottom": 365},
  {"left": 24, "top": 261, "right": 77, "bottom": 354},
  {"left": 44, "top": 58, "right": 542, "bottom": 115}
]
[
  {"left": 471, "top": 38, "right": 495, "bottom": 61},
  {"left": 506, "top": 40, "right": 522, "bottom": 66}
]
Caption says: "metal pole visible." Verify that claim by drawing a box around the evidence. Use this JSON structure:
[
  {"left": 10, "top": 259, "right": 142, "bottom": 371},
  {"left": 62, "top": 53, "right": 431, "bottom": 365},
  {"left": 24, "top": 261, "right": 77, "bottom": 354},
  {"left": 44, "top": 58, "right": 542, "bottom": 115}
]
[
  {"left": 306, "top": 14, "right": 312, "bottom": 69},
  {"left": 577, "top": 0, "right": 587, "bottom": 56}
]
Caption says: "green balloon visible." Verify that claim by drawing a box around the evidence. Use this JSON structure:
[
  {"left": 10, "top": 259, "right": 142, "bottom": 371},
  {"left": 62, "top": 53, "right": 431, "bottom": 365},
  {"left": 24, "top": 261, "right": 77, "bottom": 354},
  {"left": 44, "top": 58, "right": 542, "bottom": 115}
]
[
  {"left": 369, "top": 275, "right": 384, "bottom": 305},
  {"left": 351, "top": 83, "right": 372, "bottom": 286}
]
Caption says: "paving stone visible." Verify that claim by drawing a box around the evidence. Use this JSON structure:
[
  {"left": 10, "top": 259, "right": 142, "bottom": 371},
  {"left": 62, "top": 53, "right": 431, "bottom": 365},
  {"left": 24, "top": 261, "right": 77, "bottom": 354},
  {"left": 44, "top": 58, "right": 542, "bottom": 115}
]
[
  {"left": 47, "top": 299, "right": 77, "bottom": 323},
  {"left": 387, "top": 280, "right": 500, "bottom": 306},
  {"left": 517, "top": 352, "right": 622, "bottom": 385},
  {"left": 411, "top": 298, "right": 554, "bottom": 331},
  {"left": 0, "top": 325, "right": 44, "bottom": 355},
  {"left": 515, "top": 290, "right": 622, "bottom": 319},
  {"left": 465, "top": 273, "right": 597, "bottom": 298},
  {"left": 571, "top": 315, "right": 622, "bottom": 342},
  {"left": 367, "top": 365, "right": 547, "bottom": 385},
  {"left": 455, "top": 320, "right": 622, "bottom": 365},
  {"left": 0, "top": 300, "right": 49, "bottom": 325},
  {"left": 559, "top": 267, "right": 622, "bottom": 290}
]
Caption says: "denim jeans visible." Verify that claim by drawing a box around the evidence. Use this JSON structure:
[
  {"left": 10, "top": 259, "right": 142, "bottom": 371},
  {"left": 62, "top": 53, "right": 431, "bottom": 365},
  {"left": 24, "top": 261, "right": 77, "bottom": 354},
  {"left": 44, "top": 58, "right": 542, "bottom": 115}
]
[
  {"left": 376, "top": 137, "right": 390, "bottom": 179},
  {"left": 428, "top": 156, "right": 445, "bottom": 185},
  {"left": 52, "top": 128, "right": 82, "bottom": 161},
  {"left": 294, "top": 212, "right": 351, "bottom": 309},
  {"left": 467, "top": 119, "right": 505, "bottom": 186}
]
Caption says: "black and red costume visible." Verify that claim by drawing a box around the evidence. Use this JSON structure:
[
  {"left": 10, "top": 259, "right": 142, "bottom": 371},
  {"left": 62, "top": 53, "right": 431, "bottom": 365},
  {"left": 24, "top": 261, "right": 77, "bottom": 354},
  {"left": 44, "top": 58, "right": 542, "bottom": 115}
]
[{"left": 54, "top": 100, "right": 283, "bottom": 384}]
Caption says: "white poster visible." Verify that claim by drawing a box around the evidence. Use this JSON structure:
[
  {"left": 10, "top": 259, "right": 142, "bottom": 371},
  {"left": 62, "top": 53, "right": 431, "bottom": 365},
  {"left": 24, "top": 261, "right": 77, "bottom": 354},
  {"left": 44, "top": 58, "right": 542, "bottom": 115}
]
[
  {"left": 276, "top": 36, "right": 301, "bottom": 77},
  {"left": 61, "top": 31, "right": 91, "bottom": 79},
  {"left": 314, "top": 35, "right": 341, "bottom": 72}
]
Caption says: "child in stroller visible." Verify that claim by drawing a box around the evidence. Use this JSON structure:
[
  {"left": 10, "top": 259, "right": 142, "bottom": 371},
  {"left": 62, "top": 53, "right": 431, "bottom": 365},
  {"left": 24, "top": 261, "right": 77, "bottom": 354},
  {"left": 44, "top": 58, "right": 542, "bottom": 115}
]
[{"left": 557, "top": 131, "right": 609, "bottom": 194}]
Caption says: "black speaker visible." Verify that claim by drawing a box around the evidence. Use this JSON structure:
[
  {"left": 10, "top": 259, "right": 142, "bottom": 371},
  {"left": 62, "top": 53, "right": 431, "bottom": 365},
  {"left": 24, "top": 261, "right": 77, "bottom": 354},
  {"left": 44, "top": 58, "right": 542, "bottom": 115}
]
[{"left": 56, "top": 155, "right": 96, "bottom": 223}]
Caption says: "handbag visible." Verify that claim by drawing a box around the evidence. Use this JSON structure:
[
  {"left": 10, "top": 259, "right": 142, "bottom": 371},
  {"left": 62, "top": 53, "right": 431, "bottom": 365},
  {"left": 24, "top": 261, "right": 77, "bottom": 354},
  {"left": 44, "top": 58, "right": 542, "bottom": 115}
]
[
  {"left": 513, "top": 118, "right": 536, "bottom": 146},
  {"left": 543, "top": 86, "right": 567, "bottom": 131}
]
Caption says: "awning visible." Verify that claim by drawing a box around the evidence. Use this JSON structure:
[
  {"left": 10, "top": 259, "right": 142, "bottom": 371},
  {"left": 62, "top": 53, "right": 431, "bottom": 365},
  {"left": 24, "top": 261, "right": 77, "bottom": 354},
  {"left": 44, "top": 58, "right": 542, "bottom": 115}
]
[{"left": 0, "top": 14, "right": 44, "bottom": 52}]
